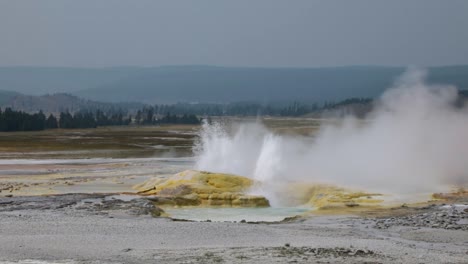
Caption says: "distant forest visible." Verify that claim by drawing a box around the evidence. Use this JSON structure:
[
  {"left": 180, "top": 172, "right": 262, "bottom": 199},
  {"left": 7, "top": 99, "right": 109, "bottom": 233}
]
[
  {"left": 0, "top": 107, "right": 202, "bottom": 132},
  {"left": 136, "top": 98, "right": 373, "bottom": 117},
  {"left": 0, "top": 90, "right": 466, "bottom": 132},
  {"left": 0, "top": 98, "right": 371, "bottom": 132}
]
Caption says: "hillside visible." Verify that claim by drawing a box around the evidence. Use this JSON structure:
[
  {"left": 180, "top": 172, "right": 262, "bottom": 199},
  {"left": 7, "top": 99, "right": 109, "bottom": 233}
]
[
  {"left": 0, "top": 93, "right": 144, "bottom": 114},
  {"left": 75, "top": 66, "right": 401, "bottom": 103},
  {"left": 0, "top": 90, "right": 20, "bottom": 105},
  {"left": 0, "top": 67, "right": 144, "bottom": 96},
  {"left": 74, "top": 65, "right": 468, "bottom": 103},
  {"left": 1, "top": 66, "right": 468, "bottom": 103}
]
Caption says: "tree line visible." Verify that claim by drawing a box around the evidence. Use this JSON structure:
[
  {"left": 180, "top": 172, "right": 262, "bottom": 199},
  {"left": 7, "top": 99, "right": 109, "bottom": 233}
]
[
  {"left": 133, "top": 107, "right": 201, "bottom": 125},
  {"left": 0, "top": 108, "right": 130, "bottom": 132},
  {"left": 0, "top": 108, "right": 53, "bottom": 131},
  {"left": 0, "top": 97, "right": 378, "bottom": 132},
  {"left": 135, "top": 99, "right": 372, "bottom": 118},
  {"left": 135, "top": 102, "right": 318, "bottom": 118},
  {"left": 0, "top": 107, "right": 202, "bottom": 132}
]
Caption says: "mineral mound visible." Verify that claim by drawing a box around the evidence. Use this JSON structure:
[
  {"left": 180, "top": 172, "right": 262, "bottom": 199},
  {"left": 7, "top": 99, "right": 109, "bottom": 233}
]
[
  {"left": 133, "top": 170, "right": 270, "bottom": 207},
  {"left": 273, "top": 182, "right": 384, "bottom": 210}
]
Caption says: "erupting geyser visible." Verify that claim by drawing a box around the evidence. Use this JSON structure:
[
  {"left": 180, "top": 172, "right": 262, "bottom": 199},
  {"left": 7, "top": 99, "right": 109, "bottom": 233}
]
[{"left": 194, "top": 69, "right": 468, "bottom": 205}]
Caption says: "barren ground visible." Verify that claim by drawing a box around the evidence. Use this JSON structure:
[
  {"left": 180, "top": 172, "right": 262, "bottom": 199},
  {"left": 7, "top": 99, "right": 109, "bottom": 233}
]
[{"left": 0, "top": 122, "right": 467, "bottom": 263}]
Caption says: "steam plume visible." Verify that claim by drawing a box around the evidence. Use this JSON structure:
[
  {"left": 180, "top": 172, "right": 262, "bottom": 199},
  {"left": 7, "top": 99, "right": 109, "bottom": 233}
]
[{"left": 194, "top": 69, "right": 468, "bottom": 200}]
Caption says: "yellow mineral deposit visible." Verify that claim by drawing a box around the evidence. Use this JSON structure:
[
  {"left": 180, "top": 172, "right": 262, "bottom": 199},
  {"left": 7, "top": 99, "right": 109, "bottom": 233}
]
[
  {"left": 134, "top": 170, "right": 270, "bottom": 207},
  {"left": 134, "top": 170, "right": 389, "bottom": 211},
  {"left": 306, "top": 187, "right": 384, "bottom": 210},
  {"left": 270, "top": 181, "right": 384, "bottom": 211}
]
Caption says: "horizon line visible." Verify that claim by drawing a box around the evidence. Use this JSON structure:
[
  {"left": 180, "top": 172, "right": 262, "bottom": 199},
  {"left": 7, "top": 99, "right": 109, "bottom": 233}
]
[{"left": 1, "top": 64, "right": 468, "bottom": 70}]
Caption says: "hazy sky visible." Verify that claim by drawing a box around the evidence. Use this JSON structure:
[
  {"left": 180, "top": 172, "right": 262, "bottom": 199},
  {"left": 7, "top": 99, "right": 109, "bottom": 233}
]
[{"left": 1, "top": 0, "right": 467, "bottom": 67}]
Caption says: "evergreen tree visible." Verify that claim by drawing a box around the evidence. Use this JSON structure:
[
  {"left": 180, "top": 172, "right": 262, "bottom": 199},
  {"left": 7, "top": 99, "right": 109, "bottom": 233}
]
[
  {"left": 59, "top": 112, "right": 74, "bottom": 128},
  {"left": 45, "top": 114, "right": 58, "bottom": 129}
]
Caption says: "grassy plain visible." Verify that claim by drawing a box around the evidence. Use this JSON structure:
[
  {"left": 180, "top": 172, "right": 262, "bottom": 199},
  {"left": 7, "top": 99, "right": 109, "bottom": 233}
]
[{"left": 0, "top": 125, "right": 198, "bottom": 159}]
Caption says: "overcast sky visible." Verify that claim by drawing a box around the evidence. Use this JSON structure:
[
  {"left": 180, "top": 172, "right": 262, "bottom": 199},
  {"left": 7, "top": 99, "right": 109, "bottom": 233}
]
[{"left": 1, "top": 0, "right": 467, "bottom": 68}]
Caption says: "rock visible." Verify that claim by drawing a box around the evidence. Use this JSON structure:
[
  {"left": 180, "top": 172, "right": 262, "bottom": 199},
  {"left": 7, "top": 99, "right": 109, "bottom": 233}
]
[{"left": 135, "top": 170, "right": 270, "bottom": 208}]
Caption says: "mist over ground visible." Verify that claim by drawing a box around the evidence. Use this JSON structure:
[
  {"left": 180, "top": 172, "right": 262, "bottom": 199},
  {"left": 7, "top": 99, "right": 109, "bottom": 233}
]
[{"left": 194, "top": 69, "right": 468, "bottom": 201}]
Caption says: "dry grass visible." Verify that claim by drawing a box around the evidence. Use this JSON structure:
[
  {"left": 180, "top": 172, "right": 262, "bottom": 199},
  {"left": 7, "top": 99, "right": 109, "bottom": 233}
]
[{"left": 0, "top": 125, "right": 199, "bottom": 159}]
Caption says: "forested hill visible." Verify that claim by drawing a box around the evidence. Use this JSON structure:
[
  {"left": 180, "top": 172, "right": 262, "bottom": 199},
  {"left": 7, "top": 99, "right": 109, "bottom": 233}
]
[
  {"left": 0, "top": 90, "right": 20, "bottom": 105},
  {"left": 71, "top": 65, "right": 468, "bottom": 103},
  {"left": 0, "top": 67, "right": 137, "bottom": 96},
  {"left": 0, "top": 65, "right": 467, "bottom": 104},
  {"left": 0, "top": 92, "right": 144, "bottom": 114}
]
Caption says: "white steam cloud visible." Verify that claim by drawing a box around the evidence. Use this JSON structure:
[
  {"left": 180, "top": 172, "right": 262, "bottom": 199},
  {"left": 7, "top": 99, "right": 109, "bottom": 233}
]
[{"left": 194, "top": 69, "right": 468, "bottom": 199}]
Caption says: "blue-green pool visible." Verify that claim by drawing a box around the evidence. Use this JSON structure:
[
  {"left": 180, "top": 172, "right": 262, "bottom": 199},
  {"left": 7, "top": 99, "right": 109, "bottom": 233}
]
[{"left": 164, "top": 206, "right": 311, "bottom": 222}]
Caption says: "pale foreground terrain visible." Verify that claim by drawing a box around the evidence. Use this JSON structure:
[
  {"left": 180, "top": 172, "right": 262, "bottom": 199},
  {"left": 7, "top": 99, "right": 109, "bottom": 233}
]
[
  {"left": 0, "top": 193, "right": 467, "bottom": 264},
  {"left": 0, "top": 125, "right": 467, "bottom": 263}
]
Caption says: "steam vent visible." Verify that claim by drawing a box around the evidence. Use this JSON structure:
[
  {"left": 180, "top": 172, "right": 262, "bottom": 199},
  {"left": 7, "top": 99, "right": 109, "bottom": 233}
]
[{"left": 134, "top": 170, "right": 270, "bottom": 207}]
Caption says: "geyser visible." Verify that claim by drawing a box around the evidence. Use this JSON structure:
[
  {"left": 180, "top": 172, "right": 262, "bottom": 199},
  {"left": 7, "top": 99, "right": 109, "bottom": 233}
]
[{"left": 194, "top": 69, "right": 468, "bottom": 204}]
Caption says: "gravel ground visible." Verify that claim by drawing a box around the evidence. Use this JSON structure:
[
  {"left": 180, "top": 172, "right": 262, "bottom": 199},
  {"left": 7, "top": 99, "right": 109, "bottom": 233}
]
[
  {"left": 371, "top": 204, "right": 468, "bottom": 231},
  {"left": 0, "top": 194, "right": 467, "bottom": 264}
]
